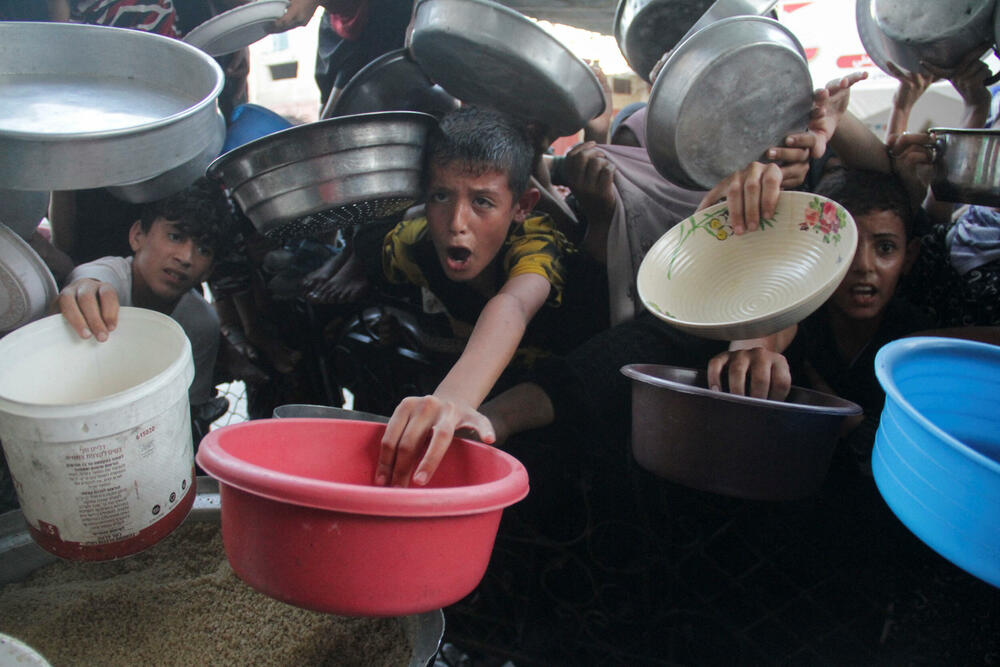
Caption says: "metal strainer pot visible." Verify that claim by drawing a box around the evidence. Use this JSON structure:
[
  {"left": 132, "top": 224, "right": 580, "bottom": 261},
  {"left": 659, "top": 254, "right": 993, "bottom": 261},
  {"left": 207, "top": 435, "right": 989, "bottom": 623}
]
[{"left": 207, "top": 111, "right": 436, "bottom": 238}]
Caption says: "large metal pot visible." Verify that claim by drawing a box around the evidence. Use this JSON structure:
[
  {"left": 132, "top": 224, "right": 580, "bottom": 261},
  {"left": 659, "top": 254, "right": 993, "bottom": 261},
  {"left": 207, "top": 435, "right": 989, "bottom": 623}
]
[
  {"left": 856, "top": 0, "right": 994, "bottom": 75},
  {"left": 207, "top": 111, "right": 436, "bottom": 238},
  {"left": 0, "top": 477, "right": 445, "bottom": 666},
  {"left": 407, "top": 0, "right": 605, "bottom": 137},
  {"left": 645, "top": 15, "right": 812, "bottom": 190},
  {"left": 0, "top": 22, "right": 224, "bottom": 191},
  {"left": 928, "top": 127, "right": 1000, "bottom": 207}
]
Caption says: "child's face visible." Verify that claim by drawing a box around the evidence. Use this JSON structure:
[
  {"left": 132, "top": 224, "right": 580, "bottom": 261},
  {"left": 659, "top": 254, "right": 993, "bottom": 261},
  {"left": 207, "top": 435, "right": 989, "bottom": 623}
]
[
  {"left": 129, "top": 217, "right": 214, "bottom": 303},
  {"left": 828, "top": 209, "right": 916, "bottom": 322},
  {"left": 425, "top": 161, "right": 533, "bottom": 284}
]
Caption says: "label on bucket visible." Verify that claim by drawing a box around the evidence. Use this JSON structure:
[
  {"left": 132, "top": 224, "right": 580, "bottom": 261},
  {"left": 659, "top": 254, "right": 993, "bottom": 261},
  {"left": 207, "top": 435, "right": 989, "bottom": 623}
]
[{"left": 2, "top": 397, "right": 194, "bottom": 551}]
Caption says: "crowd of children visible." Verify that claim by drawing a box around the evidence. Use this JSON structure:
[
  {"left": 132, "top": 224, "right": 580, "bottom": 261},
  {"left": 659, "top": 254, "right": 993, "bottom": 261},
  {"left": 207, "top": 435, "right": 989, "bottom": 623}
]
[{"left": 1, "top": 4, "right": 998, "bottom": 662}]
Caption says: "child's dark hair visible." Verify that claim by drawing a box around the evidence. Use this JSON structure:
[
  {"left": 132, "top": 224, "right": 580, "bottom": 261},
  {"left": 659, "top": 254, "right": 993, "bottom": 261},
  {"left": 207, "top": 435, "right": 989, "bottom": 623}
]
[
  {"left": 425, "top": 106, "right": 535, "bottom": 196},
  {"left": 139, "top": 177, "right": 235, "bottom": 256},
  {"left": 812, "top": 167, "right": 917, "bottom": 239}
]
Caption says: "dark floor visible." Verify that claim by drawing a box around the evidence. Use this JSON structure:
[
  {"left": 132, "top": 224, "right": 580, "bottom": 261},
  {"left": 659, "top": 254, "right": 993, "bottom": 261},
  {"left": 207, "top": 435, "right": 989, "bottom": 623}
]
[{"left": 437, "top": 432, "right": 1000, "bottom": 666}]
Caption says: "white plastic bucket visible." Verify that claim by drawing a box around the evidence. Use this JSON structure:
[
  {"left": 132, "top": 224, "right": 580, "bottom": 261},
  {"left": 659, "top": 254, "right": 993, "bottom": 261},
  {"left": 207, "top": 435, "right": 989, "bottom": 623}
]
[{"left": 0, "top": 307, "right": 195, "bottom": 560}]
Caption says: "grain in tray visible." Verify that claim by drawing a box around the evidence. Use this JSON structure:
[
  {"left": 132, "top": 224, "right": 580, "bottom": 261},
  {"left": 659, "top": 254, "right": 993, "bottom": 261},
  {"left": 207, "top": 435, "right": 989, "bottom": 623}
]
[{"left": 0, "top": 522, "right": 411, "bottom": 666}]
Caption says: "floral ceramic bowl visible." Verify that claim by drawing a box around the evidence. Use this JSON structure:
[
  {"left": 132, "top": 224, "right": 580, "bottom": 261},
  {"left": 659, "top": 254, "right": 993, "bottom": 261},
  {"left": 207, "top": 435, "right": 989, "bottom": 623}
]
[{"left": 636, "top": 190, "right": 858, "bottom": 340}]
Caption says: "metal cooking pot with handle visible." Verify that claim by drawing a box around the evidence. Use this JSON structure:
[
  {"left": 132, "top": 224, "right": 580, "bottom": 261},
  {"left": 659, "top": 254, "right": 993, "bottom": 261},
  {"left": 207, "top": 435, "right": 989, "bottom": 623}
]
[{"left": 926, "top": 127, "right": 1000, "bottom": 207}]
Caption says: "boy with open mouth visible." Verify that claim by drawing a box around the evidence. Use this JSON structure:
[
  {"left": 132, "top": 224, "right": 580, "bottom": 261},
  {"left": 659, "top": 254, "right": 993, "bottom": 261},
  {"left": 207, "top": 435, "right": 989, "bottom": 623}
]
[{"left": 374, "top": 105, "right": 604, "bottom": 487}]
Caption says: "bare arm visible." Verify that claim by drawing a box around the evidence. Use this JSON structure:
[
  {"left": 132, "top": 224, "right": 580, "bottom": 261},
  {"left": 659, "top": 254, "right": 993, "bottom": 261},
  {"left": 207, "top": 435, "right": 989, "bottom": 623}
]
[
  {"left": 884, "top": 62, "right": 937, "bottom": 140},
  {"left": 377, "top": 272, "right": 552, "bottom": 486}
]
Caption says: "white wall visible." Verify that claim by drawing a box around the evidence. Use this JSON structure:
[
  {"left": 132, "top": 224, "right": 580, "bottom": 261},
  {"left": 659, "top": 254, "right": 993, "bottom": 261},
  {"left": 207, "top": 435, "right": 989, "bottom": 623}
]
[{"left": 247, "top": 13, "right": 323, "bottom": 123}]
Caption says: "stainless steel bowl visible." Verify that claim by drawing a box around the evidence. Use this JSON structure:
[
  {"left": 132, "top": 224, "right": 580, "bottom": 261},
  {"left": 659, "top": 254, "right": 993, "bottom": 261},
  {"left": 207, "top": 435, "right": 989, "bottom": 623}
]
[
  {"left": 0, "top": 477, "right": 445, "bottom": 667},
  {"left": 856, "top": 0, "right": 994, "bottom": 75},
  {"left": 928, "top": 127, "right": 1000, "bottom": 207},
  {"left": 0, "top": 21, "right": 224, "bottom": 190},
  {"left": 645, "top": 15, "right": 812, "bottom": 190},
  {"left": 407, "top": 0, "right": 605, "bottom": 137},
  {"left": 207, "top": 111, "right": 436, "bottom": 237}
]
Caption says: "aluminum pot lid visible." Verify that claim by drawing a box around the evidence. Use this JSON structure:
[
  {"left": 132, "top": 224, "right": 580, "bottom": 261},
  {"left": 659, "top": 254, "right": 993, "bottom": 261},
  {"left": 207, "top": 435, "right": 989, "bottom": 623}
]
[
  {"left": 645, "top": 16, "right": 812, "bottom": 190},
  {"left": 329, "top": 49, "right": 460, "bottom": 119},
  {"left": 407, "top": 0, "right": 606, "bottom": 137},
  {"left": 0, "top": 223, "right": 57, "bottom": 335},
  {"left": 182, "top": 0, "right": 289, "bottom": 57}
]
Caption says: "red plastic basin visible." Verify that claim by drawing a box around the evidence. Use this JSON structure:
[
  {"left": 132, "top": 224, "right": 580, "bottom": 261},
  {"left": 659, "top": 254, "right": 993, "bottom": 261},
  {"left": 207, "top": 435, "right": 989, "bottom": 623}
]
[{"left": 195, "top": 418, "right": 529, "bottom": 617}]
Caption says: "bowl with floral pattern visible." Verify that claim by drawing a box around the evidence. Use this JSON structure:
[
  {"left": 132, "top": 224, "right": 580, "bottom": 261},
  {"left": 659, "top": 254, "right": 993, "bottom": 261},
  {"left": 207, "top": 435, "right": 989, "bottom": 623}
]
[{"left": 636, "top": 190, "right": 858, "bottom": 340}]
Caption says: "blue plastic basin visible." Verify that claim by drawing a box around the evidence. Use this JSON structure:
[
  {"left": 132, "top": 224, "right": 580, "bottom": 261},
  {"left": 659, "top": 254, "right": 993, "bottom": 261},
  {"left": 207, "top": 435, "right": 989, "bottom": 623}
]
[
  {"left": 873, "top": 336, "right": 1000, "bottom": 588},
  {"left": 222, "top": 103, "right": 293, "bottom": 154}
]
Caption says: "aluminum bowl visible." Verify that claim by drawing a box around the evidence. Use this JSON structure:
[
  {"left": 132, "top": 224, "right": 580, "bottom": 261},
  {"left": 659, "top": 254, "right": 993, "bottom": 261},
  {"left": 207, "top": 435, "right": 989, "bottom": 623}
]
[
  {"left": 645, "top": 15, "right": 812, "bottom": 190},
  {"left": 407, "top": 0, "right": 605, "bottom": 137},
  {"left": 622, "top": 364, "right": 861, "bottom": 500},
  {"left": 927, "top": 127, "right": 1000, "bottom": 207},
  {"left": 0, "top": 21, "right": 223, "bottom": 190},
  {"left": 207, "top": 111, "right": 436, "bottom": 237},
  {"left": 856, "top": 0, "right": 994, "bottom": 75}
]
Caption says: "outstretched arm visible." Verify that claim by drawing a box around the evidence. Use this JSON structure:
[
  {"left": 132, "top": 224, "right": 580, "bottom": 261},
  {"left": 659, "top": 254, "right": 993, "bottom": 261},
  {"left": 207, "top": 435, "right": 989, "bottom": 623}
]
[{"left": 376, "top": 272, "right": 551, "bottom": 486}]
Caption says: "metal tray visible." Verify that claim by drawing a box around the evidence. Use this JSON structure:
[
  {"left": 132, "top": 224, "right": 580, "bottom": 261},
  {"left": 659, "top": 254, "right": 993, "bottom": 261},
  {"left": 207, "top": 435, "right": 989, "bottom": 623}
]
[
  {"left": 645, "top": 16, "right": 812, "bottom": 190},
  {"left": 0, "top": 476, "right": 444, "bottom": 667},
  {"left": 407, "top": 0, "right": 605, "bottom": 137},
  {"left": 0, "top": 21, "right": 223, "bottom": 190}
]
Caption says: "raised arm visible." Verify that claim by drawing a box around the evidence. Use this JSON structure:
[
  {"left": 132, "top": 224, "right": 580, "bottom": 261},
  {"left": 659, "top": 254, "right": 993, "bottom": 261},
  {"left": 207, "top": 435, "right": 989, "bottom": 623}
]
[{"left": 376, "top": 272, "right": 551, "bottom": 486}]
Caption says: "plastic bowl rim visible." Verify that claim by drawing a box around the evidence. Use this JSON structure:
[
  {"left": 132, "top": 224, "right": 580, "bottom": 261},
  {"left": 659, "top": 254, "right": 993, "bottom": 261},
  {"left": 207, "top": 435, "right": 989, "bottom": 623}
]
[
  {"left": 637, "top": 191, "right": 859, "bottom": 333},
  {"left": 195, "top": 418, "right": 530, "bottom": 517},
  {"left": 621, "top": 362, "right": 862, "bottom": 417},
  {"left": 875, "top": 336, "right": 1000, "bottom": 475}
]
